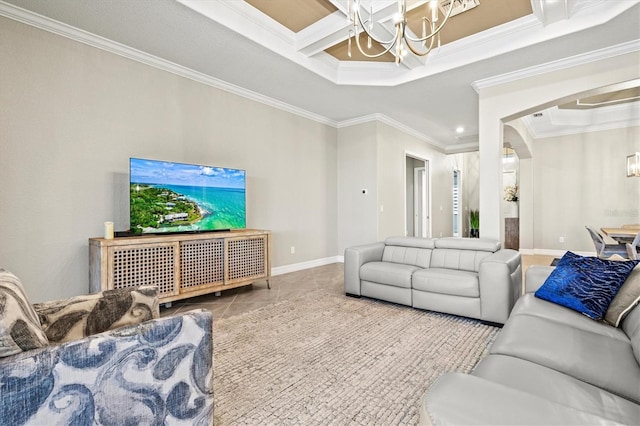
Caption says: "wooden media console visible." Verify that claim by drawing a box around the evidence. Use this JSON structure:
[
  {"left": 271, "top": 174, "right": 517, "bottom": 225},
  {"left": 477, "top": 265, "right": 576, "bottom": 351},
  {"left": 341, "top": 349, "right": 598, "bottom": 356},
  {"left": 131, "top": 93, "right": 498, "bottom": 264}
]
[{"left": 89, "top": 229, "right": 271, "bottom": 305}]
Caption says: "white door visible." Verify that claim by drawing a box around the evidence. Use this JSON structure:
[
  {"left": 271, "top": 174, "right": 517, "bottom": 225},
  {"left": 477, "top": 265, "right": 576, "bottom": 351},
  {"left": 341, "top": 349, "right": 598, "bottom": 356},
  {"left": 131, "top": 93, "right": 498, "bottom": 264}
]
[{"left": 414, "top": 165, "right": 429, "bottom": 238}]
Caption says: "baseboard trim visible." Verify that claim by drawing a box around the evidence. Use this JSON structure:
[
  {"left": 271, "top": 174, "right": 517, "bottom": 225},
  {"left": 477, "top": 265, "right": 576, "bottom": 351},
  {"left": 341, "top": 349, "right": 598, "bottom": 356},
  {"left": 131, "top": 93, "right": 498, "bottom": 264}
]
[
  {"left": 271, "top": 249, "right": 605, "bottom": 276},
  {"left": 519, "top": 248, "right": 596, "bottom": 257},
  {"left": 271, "top": 256, "right": 343, "bottom": 276}
]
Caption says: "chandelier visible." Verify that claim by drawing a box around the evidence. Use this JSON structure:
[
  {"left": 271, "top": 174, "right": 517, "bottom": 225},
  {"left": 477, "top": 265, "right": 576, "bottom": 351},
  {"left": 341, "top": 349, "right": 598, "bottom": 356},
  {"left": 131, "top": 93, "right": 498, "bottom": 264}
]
[{"left": 346, "top": 0, "right": 479, "bottom": 65}]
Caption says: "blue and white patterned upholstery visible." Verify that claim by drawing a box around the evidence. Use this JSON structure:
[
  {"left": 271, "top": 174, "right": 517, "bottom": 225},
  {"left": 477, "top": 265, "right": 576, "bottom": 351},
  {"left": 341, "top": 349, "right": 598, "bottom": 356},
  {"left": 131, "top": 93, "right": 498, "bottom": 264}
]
[
  {"left": 0, "top": 283, "right": 213, "bottom": 425},
  {"left": 0, "top": 269, "right": 49, "bottom": 357}
]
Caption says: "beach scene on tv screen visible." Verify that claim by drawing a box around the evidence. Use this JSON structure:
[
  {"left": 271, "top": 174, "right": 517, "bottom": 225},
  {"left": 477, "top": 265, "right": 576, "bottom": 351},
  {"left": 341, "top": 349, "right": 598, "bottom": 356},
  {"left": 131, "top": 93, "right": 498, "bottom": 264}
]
[{"left": 130, "top": 159, "right": 246, "bottom": 234}]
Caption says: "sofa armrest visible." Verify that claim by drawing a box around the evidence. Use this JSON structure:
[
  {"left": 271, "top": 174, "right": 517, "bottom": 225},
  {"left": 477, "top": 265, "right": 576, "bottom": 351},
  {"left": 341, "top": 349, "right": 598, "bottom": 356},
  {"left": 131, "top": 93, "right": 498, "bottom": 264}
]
[
  {"left": 0, "top": 309, "right": 213, "bottom": 425},
  {"left": 32, "top": 285, "right": 159, "bottom": 344},
  {"left": 422, "top": 373, "right": 617, "bottom": 425},
  {"left": 344, "top": 242, "right": 385, "bottom": 296},
  {"left": 478, "top": 249, "right": 522, "bottom": 324},
  {"left": 525, "top": 265, "right": 555, "bottom": 293}
]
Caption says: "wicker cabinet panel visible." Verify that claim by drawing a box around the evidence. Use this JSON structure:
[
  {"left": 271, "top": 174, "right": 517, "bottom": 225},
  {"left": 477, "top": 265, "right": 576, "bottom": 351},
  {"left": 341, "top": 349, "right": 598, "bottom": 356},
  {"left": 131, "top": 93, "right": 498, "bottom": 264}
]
[
  {"left": 108, "top": 243, "right": 178, "bottom": 297},
  {"left": 226, "top": 236, "right": 268, "bottom": 284},
  {"left": 180, "top": 239, "right": 224, "bottom": 291}
]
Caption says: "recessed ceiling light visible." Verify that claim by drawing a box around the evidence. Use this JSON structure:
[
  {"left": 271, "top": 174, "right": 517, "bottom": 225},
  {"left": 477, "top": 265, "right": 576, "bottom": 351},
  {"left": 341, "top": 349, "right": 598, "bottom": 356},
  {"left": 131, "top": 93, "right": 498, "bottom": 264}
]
[{"left": 455, "top": 126, "right": 464, "bottom": 134}]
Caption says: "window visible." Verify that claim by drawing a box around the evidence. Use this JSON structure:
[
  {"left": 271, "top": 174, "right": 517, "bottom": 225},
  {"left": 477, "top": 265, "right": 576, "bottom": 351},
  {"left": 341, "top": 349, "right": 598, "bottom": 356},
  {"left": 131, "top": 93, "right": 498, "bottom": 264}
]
[{"left": 453, "top": 170, "right": 460, "bottom": 237}]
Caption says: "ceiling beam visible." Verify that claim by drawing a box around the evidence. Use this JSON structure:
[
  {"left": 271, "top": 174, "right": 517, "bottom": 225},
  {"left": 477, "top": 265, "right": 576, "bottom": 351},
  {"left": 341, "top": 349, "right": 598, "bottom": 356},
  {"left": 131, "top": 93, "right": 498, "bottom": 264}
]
[
  {"left": 531, "top": 0, "right": 569, "bottom": 26},
  {"left": 299, "top": 0, "right": 431, "bottom": 69}
]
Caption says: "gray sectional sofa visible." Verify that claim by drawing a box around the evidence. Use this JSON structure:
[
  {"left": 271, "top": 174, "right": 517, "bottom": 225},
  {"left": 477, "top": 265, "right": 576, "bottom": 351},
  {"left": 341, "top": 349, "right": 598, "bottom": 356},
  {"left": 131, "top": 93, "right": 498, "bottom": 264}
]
[
  {"left": 422, "top": 264, "right": 640, "bottom": 425},
  {"left": 344, "top": 236, "right": 522, "bottom": 325}
]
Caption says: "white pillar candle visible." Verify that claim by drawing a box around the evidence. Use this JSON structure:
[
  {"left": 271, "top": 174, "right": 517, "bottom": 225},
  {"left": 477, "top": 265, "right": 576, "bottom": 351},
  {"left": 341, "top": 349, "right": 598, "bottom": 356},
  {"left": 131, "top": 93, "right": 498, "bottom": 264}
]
[{"left": 104, "top": 221, "right": 114, "bottom": 239}]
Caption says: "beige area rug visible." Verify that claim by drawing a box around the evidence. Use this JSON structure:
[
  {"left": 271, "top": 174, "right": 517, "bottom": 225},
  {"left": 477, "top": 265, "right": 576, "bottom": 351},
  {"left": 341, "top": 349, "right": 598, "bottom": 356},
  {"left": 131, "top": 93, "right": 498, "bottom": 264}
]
[{"left": 213, "top": 293, "right": 499, "bottom": 425}]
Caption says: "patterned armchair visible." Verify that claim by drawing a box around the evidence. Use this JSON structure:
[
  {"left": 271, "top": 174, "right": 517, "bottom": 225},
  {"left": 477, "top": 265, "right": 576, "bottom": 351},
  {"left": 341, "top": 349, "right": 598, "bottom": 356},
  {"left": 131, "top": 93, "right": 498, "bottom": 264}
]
[{"left": 0, "top": 269, "right": 213, "bottom": 425}]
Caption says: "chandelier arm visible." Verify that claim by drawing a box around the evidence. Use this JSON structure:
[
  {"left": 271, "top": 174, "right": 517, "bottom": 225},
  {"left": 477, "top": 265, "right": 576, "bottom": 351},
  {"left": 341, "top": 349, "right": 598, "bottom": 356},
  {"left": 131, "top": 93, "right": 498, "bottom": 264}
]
[
  {"left": 403, "top": 18, "right": 448, "bottom": 43},
  {"left": 404, "top": 0, "right": 456, "bottom": 43},
  {"left": 349, "top": 0, "right": 462, "bottom": 63},
  {"left": 353, "top": 25, "right": 398, "bottom": 58},
  {"left": 353, "top": 0, "right": 398, "bottom": 46},
  {"left": 404, "top": 31, "right": 437, "bottom": 57}
]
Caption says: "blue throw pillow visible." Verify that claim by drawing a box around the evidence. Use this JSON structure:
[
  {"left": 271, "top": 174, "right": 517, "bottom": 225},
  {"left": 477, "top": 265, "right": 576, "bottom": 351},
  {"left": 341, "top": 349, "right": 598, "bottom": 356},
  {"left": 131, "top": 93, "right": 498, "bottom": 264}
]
[{"left": 535, "top": 251, "right": 639, "bottom": 320}]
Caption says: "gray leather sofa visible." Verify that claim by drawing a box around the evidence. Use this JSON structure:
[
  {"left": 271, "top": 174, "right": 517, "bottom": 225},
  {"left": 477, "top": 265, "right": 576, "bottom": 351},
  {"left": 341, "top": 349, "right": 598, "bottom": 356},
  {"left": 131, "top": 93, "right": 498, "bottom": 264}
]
[
  {"left": 344, "top": 236, "right": 522, "bottom": 324},
  {"left": 422, "top": 265, "right": 640, "bottom": 425}
]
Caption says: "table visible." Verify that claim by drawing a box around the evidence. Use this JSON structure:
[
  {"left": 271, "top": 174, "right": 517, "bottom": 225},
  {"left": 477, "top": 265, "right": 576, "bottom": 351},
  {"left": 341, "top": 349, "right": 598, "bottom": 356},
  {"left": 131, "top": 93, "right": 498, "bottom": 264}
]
[{"left": 601, "top": 227, "right": 640, "bottom": 244}]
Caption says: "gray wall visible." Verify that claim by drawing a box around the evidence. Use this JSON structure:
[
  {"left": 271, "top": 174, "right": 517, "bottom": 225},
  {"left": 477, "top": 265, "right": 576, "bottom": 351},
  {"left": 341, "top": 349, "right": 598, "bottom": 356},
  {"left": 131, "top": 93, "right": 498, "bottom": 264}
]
[
  {"left": 460, "top": 125, "right": 640, "bottom": 252},
  {"left": 336, "top": 121, "right": 379, "bottom": 252},
  {"left": 531, "top": 126, "right": 640, "bottom": 253},
  {"left": 377, "top": 122, "right": 452, "bottom": 240},
  {"left": 0, "top": 17, "right": 338, "bottom": 302},
  {"left": 337, "top": 120, "right": 453, "bottom": 253},
  {"left": 477, "top": 50, "right": 639, "bottom": 242},
  {"left": 3, "top": 15, "right": 637, "bottom": 302}
]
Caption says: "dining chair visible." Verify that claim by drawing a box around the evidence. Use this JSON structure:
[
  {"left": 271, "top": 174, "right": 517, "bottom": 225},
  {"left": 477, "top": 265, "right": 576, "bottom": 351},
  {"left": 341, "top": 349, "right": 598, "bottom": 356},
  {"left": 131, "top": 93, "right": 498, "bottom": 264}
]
[
  {"left": 626, "top": 232, "right": 640, "bottom": 260},
  {"left": 585, "top": 226, "right": 629, "bottom": 259}
]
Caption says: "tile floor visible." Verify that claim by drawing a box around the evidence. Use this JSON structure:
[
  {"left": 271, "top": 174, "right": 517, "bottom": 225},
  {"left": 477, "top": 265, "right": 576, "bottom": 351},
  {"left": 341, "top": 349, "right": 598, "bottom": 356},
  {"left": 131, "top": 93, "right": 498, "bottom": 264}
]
[
  {"left": 161, "top": 262, "right": 345, "bottom": 320},
  {"left": 161, "top": 255, "right": 555, "bottom": 321}
]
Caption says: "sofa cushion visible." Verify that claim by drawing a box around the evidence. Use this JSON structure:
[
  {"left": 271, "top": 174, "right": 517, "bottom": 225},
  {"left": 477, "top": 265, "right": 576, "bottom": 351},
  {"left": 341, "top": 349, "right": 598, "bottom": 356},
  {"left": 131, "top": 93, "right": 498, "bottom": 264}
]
[
  {"left": 360, "top": 262, "right": 420, "bottom": 289},
  {"left": 382, "top": 245, "right": 432, "bottom": 268},
  {"left": 385, "top": 236, "right": 436, "bottom": 250},
  {"left": 621, "top": 302, "right": 640, "bottom": 366},
  {"left": 412, "top": 268, "right": 479, "bottom": 297},
  {"left": 0, "top": 269, "right": 49, "bottom": 357},
  {"left": 490, "top": 313, "right": 640, "bottom": 403},
  {"left": 534, "top": 251, "right": 638, "bottom": 320},
  {"left": 606, "top": 265, "right": 640, "bottom": 327},
  {"left": 434, "top": 237, "right": 500, "bottom": 252},
  {"left": 511, "top": 294, "right": 629, "bottom": 342},
  {"left": 524, "top": 265, "right": 555, "bottom": 293},
  {"left": 473, "top": 354, "right": 640, "bottom": 424},
  {"left": 425, "top": 372, "right": 620, "bottom": 425},
  {"left": 430, "top": 249, "right": 493, "bottom": 273}
]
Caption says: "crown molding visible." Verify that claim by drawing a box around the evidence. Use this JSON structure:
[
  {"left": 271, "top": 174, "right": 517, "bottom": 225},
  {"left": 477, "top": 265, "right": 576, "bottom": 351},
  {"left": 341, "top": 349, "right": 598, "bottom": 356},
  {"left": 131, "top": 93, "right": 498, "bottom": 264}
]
[
  {"left": 0, "top": 1, "right": 338, "bottom": 128},
  {"left": 1, "top": 1, "right": 452, "bottom": 147},
  {"left": 445, "top": 141, "right": 480, "bottom": 154},
  {"left": 11, "top": 1, "right": 636, "bottom": 151},
  {"left": 472, "top": 39, "right": 640, "bottom": 92},
  {"left": 526, "top": 118, "right": 640, "bottom": 139},
  {"left": 178, "top": 0, "right": 342, "bottom": 83},
  {"left": 179, "top": 0, "right": 639, "bottom": 88},
  {"left": 521, "top": 111, "right": 640, "bottom": 139},
  {"left": 337, "top": 114, "right": 447, "bottom": 152},
  {"left": 376, "top": 116, "right": 443, "bottom": 151}
]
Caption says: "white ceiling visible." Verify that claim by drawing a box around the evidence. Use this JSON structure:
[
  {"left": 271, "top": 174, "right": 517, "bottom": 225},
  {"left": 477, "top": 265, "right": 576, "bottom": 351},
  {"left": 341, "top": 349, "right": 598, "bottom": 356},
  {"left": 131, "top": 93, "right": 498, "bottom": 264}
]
[{"left": 2, "top": 0, "right": 639, "bottom": 152}]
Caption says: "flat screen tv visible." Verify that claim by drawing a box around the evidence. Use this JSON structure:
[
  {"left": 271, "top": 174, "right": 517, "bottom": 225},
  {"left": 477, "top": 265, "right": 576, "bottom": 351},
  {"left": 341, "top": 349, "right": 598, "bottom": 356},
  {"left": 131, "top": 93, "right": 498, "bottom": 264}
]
[{"left": 129, "top": 158, "right": 246, "bottom": 235}]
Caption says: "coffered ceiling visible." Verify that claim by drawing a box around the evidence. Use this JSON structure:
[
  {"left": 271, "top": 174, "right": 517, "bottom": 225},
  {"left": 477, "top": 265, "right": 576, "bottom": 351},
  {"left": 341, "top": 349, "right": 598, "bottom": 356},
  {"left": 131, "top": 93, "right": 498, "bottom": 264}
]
[
  {"left": 559, "top": 87, "right": 640, "bottom": 110},
  {"left": 1, "top": 0, "right": 638, "bottom": 152},
  {"left": 246, "top": 0, "right": 338, "bottom": 34},
  {"left": 244, "top": 0, "right": 533, "bottom": 63}
]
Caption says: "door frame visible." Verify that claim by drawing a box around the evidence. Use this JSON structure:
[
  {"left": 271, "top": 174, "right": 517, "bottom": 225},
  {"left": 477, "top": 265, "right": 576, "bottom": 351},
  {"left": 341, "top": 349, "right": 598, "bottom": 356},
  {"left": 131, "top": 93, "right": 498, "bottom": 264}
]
[
  {"left": 404, "top": 152, "right": 431, "bottom": 238},
  {"left": 414, "top": 167, "right": 427, "bottom": 237}
]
